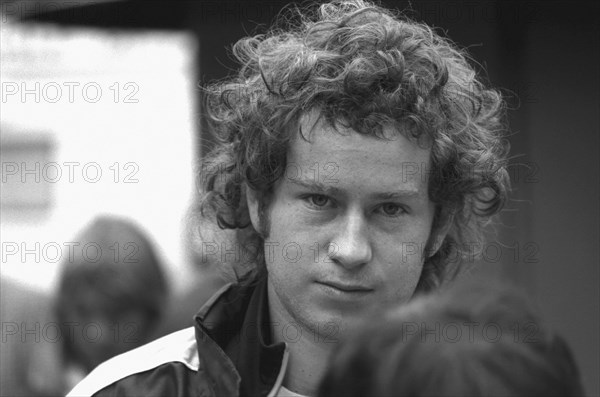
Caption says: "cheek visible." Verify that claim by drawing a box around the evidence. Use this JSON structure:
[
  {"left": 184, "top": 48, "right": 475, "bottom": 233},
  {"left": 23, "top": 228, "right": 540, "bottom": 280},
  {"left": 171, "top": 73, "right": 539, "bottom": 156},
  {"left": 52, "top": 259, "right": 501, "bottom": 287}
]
[
  {"left": 377, "top": 223, "right": 431, "bottom": 262},
  {"left": 374, "top": 230, "right": 429, "bottom": 300},
  {"left": 264, "top": 198, "right": 308, "bottom": 264},
  {"left": 377, "top": 256, "right": 424, "bottom": 304},
  {"left": 264, "top": 239, "right": 307, "bottom": 280}
]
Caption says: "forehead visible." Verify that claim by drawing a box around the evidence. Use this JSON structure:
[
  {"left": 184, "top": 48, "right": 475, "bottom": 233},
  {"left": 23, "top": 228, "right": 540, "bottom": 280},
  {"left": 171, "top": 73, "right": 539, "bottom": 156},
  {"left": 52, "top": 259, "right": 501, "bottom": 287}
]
[{"left": 286, "top": 113, "right": 432, "bottom": 194}]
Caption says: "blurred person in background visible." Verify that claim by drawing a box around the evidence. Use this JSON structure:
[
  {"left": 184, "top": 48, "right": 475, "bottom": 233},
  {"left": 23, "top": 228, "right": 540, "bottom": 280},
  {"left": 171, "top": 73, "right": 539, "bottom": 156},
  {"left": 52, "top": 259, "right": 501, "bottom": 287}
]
[
  {"left": 318, "top": 281, "right": 585, "bottom": 397},
  {"left": 1, "top": 216, "right": 169, "bottom": 396},
  {"left": 54, "top": 216, "right": 169, "bottom": 391}
]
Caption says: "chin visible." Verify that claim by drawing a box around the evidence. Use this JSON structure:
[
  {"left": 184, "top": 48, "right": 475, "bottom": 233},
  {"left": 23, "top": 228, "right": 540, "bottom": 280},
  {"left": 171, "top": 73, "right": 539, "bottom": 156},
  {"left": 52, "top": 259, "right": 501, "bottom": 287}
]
[{"left": 305, "top": 305, "right": 371, "bottom": 341}]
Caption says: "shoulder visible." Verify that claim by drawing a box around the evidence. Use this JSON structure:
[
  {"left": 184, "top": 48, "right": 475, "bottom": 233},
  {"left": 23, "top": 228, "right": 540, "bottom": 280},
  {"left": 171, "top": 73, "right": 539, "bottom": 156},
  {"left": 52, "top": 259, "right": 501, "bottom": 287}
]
[{"left": 67, "top": 327, "right": 199, "bottom": 397}]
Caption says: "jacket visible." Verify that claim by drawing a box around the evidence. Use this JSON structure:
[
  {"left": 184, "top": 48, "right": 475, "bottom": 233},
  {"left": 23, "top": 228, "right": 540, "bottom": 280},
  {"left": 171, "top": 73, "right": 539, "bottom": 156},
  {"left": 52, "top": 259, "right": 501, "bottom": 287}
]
[{"left": 67, "top": 277, "right": 290, "bottom": 397}]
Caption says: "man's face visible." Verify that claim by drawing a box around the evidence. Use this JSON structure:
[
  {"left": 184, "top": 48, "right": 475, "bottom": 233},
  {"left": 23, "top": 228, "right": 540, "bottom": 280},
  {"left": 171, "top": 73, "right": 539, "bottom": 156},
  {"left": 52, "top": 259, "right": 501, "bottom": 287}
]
[{"left": 251, "top": 114, "right": 436, "bottom": 336}]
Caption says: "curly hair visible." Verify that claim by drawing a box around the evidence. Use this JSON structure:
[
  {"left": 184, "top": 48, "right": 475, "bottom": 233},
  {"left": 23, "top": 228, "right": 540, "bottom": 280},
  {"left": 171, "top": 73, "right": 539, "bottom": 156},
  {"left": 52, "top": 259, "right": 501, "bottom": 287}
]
[{"left": 199, "top": 0, "right": 510, "bottom": 291}]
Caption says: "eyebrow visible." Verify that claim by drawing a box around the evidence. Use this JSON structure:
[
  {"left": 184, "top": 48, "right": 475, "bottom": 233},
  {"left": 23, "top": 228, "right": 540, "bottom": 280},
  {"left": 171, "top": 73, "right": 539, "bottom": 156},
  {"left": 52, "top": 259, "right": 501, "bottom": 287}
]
[
  {"left": 371, "top": 191, "right": 420, "bottom": 200},
  {"left": 288, "top": 178, "right": 343, "bottom": 196},
  {"left": 288, "top": 178, "right": 421, "bottom": 199}
]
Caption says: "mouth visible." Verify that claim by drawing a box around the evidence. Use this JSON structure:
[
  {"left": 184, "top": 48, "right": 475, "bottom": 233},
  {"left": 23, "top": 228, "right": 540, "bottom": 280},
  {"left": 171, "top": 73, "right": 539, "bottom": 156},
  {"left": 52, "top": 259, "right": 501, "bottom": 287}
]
[{"left": 316, "top": 280, "right": 374, "bottom": 294}]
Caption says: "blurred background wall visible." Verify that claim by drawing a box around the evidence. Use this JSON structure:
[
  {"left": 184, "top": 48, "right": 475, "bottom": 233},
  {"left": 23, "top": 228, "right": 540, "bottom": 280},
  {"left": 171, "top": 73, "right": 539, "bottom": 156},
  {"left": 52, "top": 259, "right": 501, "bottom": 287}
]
[
  {"left": 1, "top": 21, "right": 198, "bottom": 293},
  {"left": 1, "top": 1, "right": 598, "bottom": 396}
]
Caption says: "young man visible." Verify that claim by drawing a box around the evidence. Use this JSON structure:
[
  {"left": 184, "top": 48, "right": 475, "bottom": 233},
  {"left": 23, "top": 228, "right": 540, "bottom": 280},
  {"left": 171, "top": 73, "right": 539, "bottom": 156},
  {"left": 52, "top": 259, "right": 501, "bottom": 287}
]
[{"left": 69, "top": 1, "right": 509, "bottom": 396}]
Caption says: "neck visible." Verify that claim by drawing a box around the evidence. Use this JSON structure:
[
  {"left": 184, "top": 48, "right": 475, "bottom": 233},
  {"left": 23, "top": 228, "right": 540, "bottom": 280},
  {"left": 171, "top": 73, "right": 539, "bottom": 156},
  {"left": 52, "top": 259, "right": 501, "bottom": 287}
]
[{"left": 267, "top": 284, "right": 335, "bottom": 397}]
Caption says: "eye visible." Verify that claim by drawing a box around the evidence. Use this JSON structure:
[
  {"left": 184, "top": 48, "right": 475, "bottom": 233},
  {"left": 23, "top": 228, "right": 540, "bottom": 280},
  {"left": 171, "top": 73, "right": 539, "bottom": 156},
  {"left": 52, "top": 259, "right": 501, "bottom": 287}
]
[
  {"left": 377, "top": 203, "right": 406, "bottom": 217},
  {"left": 305, "top": 194, "right": 332, "bottom": 208}
]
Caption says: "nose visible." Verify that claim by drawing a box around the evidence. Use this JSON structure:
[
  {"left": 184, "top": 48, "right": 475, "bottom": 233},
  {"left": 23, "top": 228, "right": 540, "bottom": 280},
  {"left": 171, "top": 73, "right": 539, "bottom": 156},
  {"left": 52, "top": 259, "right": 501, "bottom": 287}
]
[{"left": 328, "top": 210, "right": 372, "bottom": 269}]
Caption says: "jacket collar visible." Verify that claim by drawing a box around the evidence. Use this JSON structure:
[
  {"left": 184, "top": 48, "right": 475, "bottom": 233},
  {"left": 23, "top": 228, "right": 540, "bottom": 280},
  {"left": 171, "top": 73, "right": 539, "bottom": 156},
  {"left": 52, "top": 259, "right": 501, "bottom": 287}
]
[{"left": 193, "top": 277, "right": 287, "bottom": 397}]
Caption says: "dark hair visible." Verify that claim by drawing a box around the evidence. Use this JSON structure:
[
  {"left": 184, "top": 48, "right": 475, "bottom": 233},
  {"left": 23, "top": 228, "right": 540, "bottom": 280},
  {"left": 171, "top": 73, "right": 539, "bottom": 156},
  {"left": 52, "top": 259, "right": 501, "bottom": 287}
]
[
  {"left": 199, "top": 0, "right": 510, "bottom": 289},
  {"left": 318, "top": 281, "right": 585, "bottom": 397},
  {"left": 55, "top": 216, "right": 168, "bottom": 365}
]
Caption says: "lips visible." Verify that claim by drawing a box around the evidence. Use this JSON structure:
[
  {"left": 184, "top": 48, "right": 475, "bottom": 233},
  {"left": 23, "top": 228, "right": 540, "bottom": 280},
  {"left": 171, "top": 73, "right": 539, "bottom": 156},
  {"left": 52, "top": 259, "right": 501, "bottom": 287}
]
[{"left": 316, "top": 280, "right": 374, "bottom": 293}]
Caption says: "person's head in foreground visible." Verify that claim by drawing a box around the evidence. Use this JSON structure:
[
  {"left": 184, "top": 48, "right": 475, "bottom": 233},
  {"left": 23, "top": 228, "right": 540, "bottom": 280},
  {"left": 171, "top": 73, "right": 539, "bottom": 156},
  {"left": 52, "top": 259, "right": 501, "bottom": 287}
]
[
  {"left": 318, "top": 281, "right": 585, "bottom": 397},
  {"left": 55, "top": 216, "right": 168, "bottom": 374}
]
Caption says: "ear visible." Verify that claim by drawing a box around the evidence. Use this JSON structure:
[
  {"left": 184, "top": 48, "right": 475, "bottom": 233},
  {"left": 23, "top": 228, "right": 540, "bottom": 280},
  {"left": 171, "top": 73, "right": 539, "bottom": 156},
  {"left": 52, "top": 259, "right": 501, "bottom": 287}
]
[
  {"left": 245, "top": 184, "right": 261, "bottom": 233},
  {"left": 427, "top": 210, "right": 454, "bottom": 257}
]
